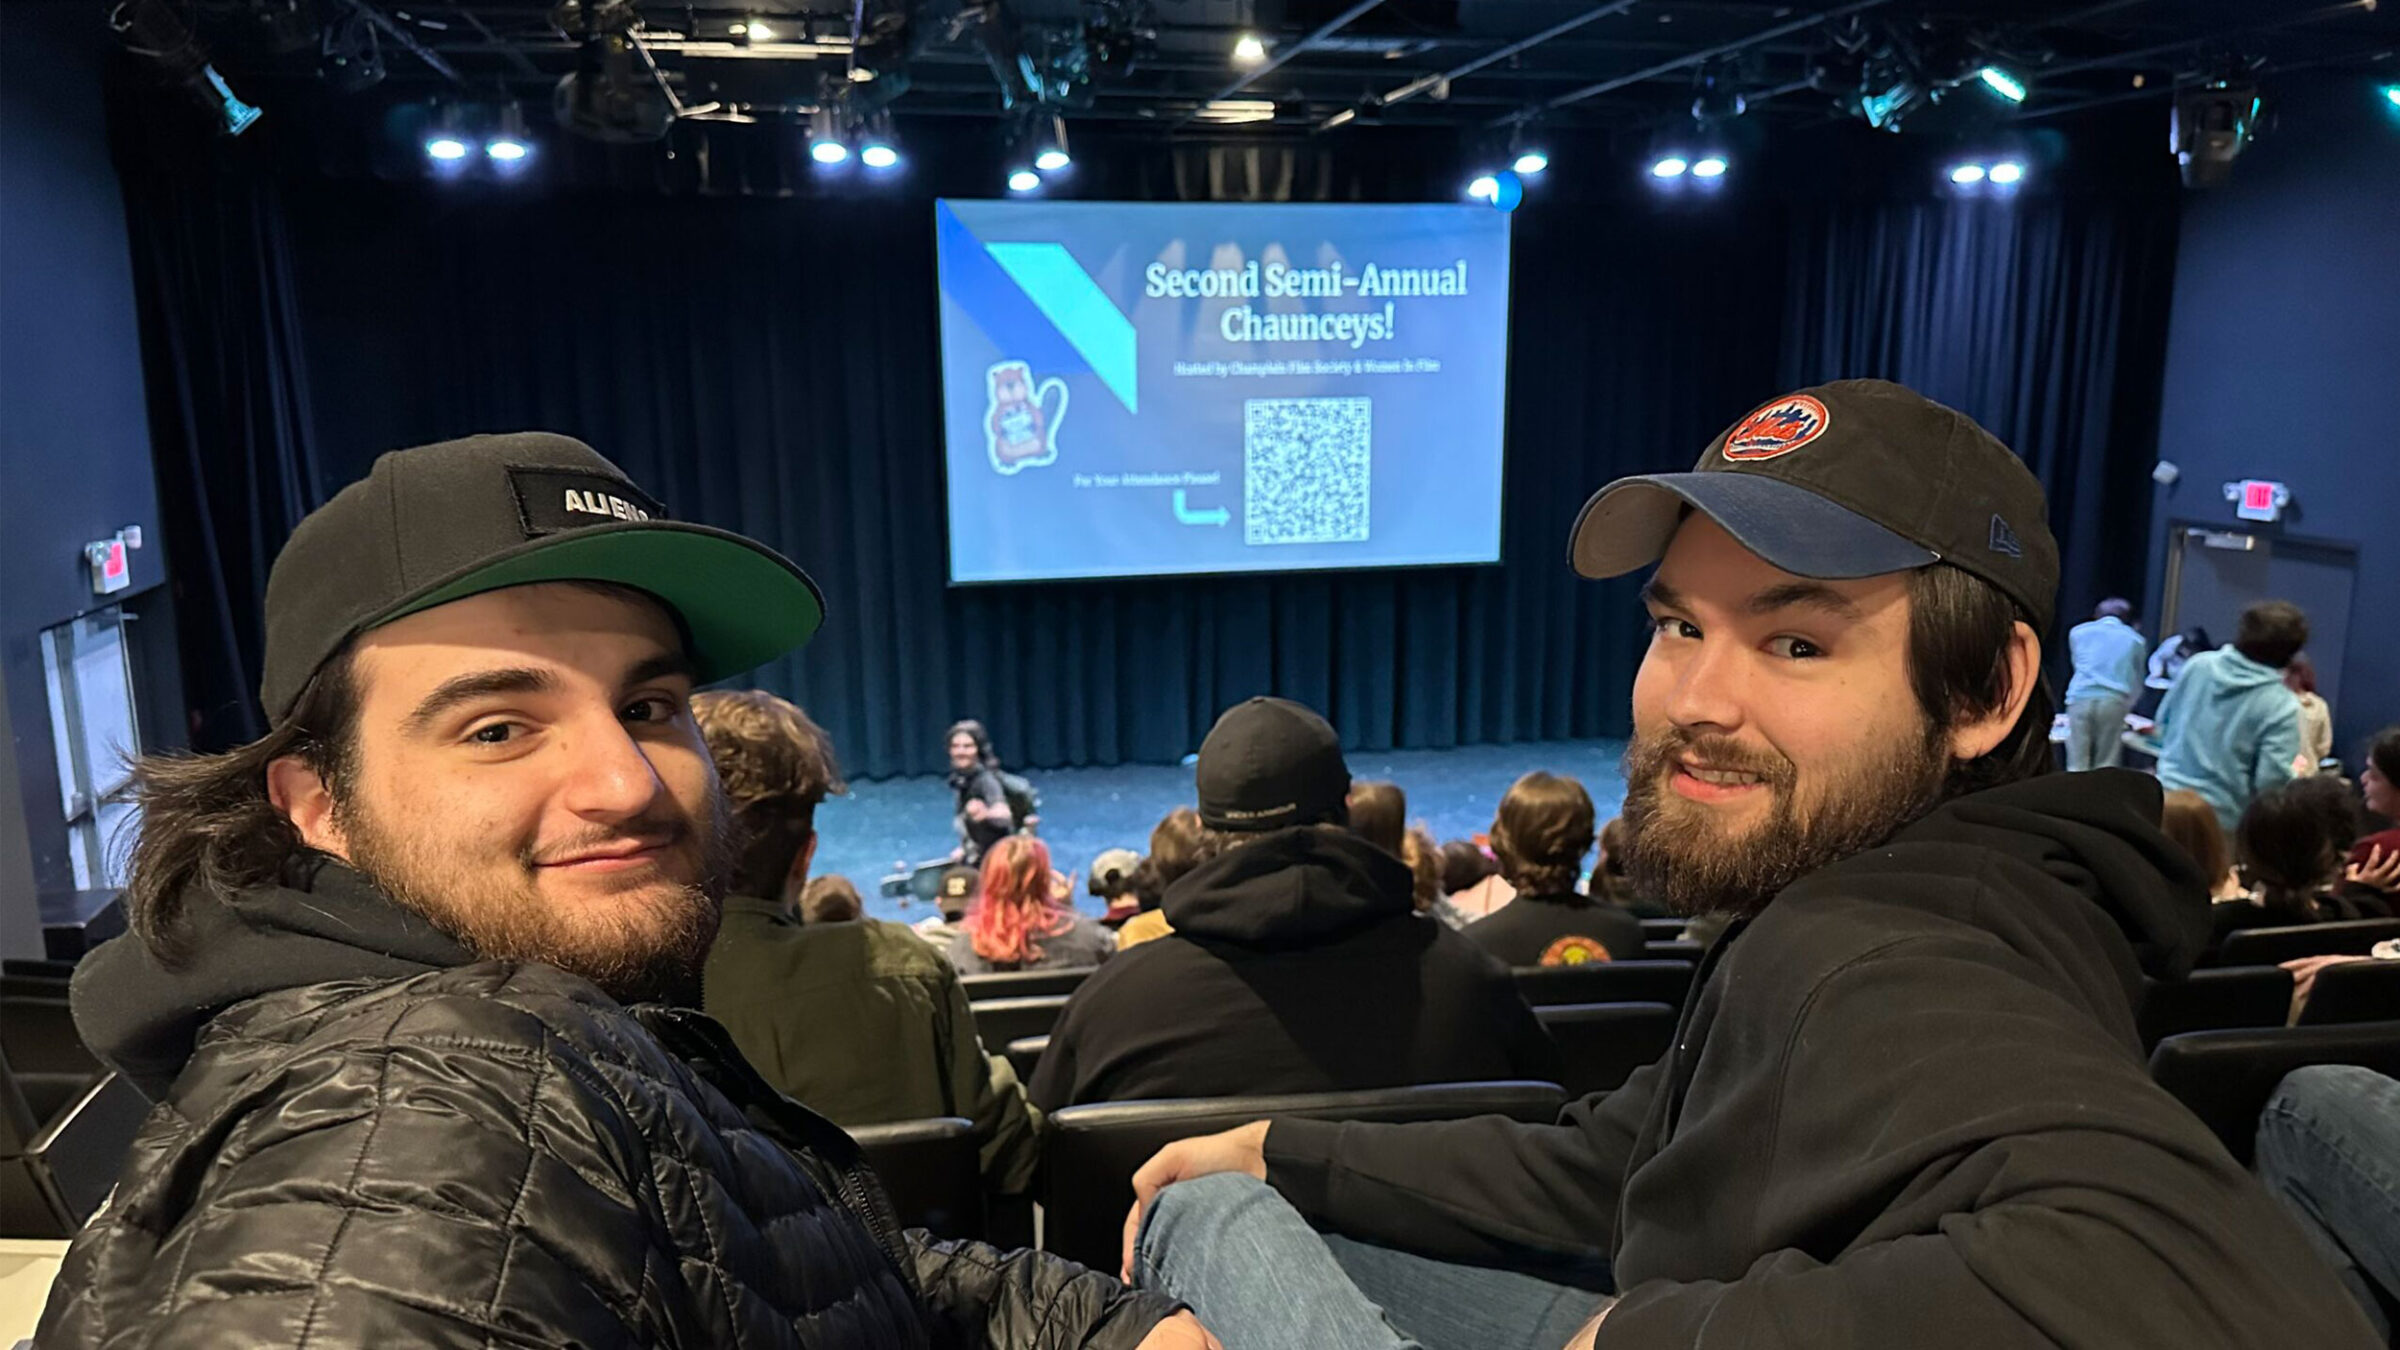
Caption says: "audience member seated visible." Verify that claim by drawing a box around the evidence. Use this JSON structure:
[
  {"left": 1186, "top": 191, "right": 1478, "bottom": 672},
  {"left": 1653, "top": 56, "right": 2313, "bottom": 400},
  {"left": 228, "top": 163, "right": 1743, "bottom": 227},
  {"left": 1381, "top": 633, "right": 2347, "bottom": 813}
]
[
  {"left": 914, "top": 863, "right": 977, "bottom": 947},
  {"left": 695, "top": 691, "right": 1043, "bottom": 1193},
  {"left": 2217, "top": 778, "right": 2391, "bottom": 948},
  {"left": 2161, "top": 787, "right": 2249, "bottom": 902},
  {"left": 2348, "top": 726, "right": 2400, "bottom": 875},
  {"left": 947, "top": 835, "right": 1118, "bottom": 974},
  {"left": 2063, "top": 597, "right": 2147, "bottom": 771},
  {"left": 2283, "top": 654, "right": 2334, "bottom": 774},
  {"left": 1091, "top": 847, "right": 1144, "bottom": 927},
  {"left": 800, "top": 873, "right": 864, "bottom": 924},
  {"left": 2156, "top": 599, "right": 2311, "bottom": 831},
  {"left": 2256, "top": 1065, "right": 2400, "bottom": 1339},
  {"left": 1117, "top": 808, "right": 1201, "bottom": 950},
  {"left": 1436, "top": 839, "right": 1503, "bottom": 919},
  {"left": 1401, "top": 824, "right": 1470, "bottom": 928},
  {"left": 1593, "top": 815, "right": 1670, "bottom": 918},
  {"left": 1465, "top": 772, "right": 1646, "bottom": 965},
  {"left": 1027, "top": 698, "right": 1559, "bottom": 1111}
]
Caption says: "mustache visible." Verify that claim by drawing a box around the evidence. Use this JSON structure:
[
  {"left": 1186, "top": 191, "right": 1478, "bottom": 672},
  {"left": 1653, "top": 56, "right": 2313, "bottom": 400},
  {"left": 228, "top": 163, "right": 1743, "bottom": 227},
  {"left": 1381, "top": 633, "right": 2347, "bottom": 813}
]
[
  {"left": 523, "top": 816, "right": 694, "bottom": 868},
  {"left": 1623, "top": 726, "right": 1797, "bottom": 790}
]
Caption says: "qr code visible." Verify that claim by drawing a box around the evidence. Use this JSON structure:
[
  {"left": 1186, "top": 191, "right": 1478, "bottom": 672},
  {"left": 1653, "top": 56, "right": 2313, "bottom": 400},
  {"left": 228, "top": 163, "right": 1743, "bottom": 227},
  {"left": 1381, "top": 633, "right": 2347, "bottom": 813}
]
[{"left": 1244, "top": 397, "right": 1371, "bottom": 546}]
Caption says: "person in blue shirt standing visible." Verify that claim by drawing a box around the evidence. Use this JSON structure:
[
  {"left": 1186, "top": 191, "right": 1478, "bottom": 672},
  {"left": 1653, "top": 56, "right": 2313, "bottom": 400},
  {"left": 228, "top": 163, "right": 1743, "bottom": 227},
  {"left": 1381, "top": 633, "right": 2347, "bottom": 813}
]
[
  {"left": 2063, "top": 598, "right": 2149, "bottom": 770},
  {"left": 2155, "top": 600, "right": 2310, "bottom": 831}
]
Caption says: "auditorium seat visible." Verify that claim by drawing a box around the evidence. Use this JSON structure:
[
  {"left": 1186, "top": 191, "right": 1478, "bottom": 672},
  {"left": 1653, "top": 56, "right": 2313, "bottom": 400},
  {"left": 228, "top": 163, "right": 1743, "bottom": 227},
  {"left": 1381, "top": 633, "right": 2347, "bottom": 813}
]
[
  {"left": 1513, "top": 960, "right": 1695, "bottom": 1009},
  {"left": 1004, "top": 1035, "right": 1047, "bottom": 1086},
  {"left": 1645, "top": 939, "right": 1705, "bottom": 961},
  {"left": 2136, "top": 966, "right": 2295, "bottom": 1051},
  {"left": 959, "top": 969, "right": 1091, "bottom": 1002},
  {"left": 2216, "top": 918, "right": 2400, "bottom": 967},
  {"left": 1039, "top": 1081, "right": 1566, "bottom": 1271},
  {"left": 2147, "top": 1022, "right": 2400, "bottom": 1166},
  {"left": 844, "top": 1116, "right": 984, "bottom": 1241},
  {"left": 2, "top": 1071, "right": 148, "bottom": 1239},
  {"left": 1638, "top": 918, "right": 1686, "bottom": 939},
  {"left": 969, "top": 995, "right": 1071, "bottom": 1050},
  {"left": 1534, "top": 1002, "right": 1677, "bottom": 1096},
  {"left": 2296, "top": 960, "right": 2400, "bottom": 1026}
]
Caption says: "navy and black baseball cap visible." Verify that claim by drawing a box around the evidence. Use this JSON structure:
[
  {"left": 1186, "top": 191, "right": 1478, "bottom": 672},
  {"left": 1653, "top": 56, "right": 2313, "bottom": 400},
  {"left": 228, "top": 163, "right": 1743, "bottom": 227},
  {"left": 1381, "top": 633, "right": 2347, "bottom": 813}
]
[
  {"left": 260, "top": 432, "right": 825, "bottom": 721},
  {"left": 1567, "top": 379, "right": 2058, "bottom": 633},
  {"left": 1196, "top": 697, "right": 1351, "bottom": 833}
]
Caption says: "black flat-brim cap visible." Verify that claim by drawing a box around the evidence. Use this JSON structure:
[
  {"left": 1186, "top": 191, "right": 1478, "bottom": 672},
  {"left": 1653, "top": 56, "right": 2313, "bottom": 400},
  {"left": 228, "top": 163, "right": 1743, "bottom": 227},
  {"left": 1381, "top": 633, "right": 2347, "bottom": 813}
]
[{"left": 260, "top": 432, "right": 824, "bottom": 721}]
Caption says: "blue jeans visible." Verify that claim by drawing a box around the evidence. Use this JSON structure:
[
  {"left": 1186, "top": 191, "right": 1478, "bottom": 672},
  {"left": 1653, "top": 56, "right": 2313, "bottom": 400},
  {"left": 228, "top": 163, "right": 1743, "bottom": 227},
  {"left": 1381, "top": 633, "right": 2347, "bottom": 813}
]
[
  {"left": 2065, "top": 694, "right": 2132, "bottom": 770},
  {"left": 1133, "top": 1173, "right": 1609, "bottom": 1350},
  {"left": 2256, "top": 1065, "right": 2400, "bottom": 1339}
]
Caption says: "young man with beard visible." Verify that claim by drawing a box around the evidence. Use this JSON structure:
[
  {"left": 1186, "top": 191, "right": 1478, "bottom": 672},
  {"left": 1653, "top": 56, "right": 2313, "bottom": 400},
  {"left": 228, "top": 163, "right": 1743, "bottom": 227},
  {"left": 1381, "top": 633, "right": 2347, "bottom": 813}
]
[
  {"left": 37, "top": 433, "right": 1213, "bottom": 1350},
  {"left": 1110, "top": 382, "right": 2376, "bottom": 1349}
]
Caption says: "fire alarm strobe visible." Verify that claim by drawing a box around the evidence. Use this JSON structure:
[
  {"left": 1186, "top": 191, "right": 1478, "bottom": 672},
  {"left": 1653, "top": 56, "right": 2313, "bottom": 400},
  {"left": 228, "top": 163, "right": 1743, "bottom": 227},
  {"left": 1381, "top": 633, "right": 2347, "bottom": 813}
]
[
  {"left": 2222, "top": 479, "right": 2290, "bottom": 523},
  {"left": 85, "top": 525, "right": 143, "bottom": 596}
]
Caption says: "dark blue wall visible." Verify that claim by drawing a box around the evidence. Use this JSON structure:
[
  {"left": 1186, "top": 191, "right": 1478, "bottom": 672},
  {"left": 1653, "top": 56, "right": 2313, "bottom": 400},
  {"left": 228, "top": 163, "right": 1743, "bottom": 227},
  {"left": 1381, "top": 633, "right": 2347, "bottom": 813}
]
[
  {"left": 0, "top": 1, "right": 174, "bottom": 953},
  {"left": 2147, "top": 76, "right": 2400, "bottom": 763}
]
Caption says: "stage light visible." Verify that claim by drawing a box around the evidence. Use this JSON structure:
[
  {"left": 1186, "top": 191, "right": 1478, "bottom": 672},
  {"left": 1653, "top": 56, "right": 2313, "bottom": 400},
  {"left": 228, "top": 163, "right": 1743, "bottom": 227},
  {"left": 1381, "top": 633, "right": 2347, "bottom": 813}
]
[
  {"left": 485, "top": 104, "right": 532, "bottom": 163},
  {"left": 1232, "top": 33, "right": 1266, "bottom": 65},
  {"left": 1650, "top": 155, "right": 1688, "bottom": 178},
  {"left": 1030, "top": 115, "right": 1071, "bottom": 172},
  {"left": 1977, "top": 66, "right": 2027, "bottom": 103},
  {"left": 746, "top": 19, "right": 777, "bottom": 42},
  {"left": 1513, "top": 150, "right": 1549, "bottom": 175},
  {"left": 808, "top": 106, "right": 848, "bottom": 164},
  {"left": 426, "top": 135, "right": 469, "bottom": 161},
  {"left": 2383, "top": 84, "right": 2400, "bottom": 109},
  {"left": 1949, "top": 162, "right": 1986, "bottom": 184},
  {"left": 861, "top": 142, "right": 899, "bottom": 169},
  {"left": 486, "top": 139, "right": 528, "bottom": 161},
  {"left": 1007, "top": 167, "right": 1041, "bottom": 193},
  {"left": 110, "top": 0, "right": 264, "bottom": 135},
  {"left": 1987, "top": 161, "right": 2023, "bottom": 185},
  {"left": 1691, "top": 155, "right": 1727, "bottom": 178},
  {"left": 1466, "top": 174, "right": 1499, "bottom": 201},
  {"left": 812, "top": 139, "right": 850, "bottom": 164}
]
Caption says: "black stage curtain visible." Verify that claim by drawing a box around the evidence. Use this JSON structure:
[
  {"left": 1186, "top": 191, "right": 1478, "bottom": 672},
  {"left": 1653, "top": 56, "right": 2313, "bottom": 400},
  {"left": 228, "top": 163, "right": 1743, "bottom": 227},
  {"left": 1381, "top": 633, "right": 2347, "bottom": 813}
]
[{"left": 112, "top": 92, "right": 2179, "bottom": 779}]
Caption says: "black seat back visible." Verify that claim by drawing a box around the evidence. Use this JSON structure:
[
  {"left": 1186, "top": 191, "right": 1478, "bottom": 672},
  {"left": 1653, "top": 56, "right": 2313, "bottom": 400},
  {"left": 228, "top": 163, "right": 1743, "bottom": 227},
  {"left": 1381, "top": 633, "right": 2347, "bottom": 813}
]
[
  {"left": 1041, "top": 1081, "right": 1566, "bottom": 1270},
  {"left": 1, "top": 1071, "right": 150, "bottom": 1238},
  {"left": 960, "top": 969, "right": 1091, "bottom": 1002},
  {"left": 1513, "top": 960, "right": 1695, "bottom": 1009},
  {"left": 969, "top": 995, "right": 1071, "bottom": 1049},
  {"left": 2217, "top": 919, "right": 2400, "bottom": 967},
  {"left": 2297, "top": 960, "right": 2400, "bottom": 1026},
  {"left": 845, "top": 1116, "right": 984, "bottom": 1241},
  {"left": 1534, "top": 1002, "right": 1677, "bottom": 1096},
  {"left": 1637, "top": 918, "right": 1687, "bottom": 939},
  {"left": 1004, "top": 1035, "right": 1047, "bottom": 1087},
  {"left": 1645, "top": 939, "right": 1704, "bottom": 962},
  {"left": 2137, "top": 966, "right": 2294, "bottom": 1050},
  {"left": 2148, "top": 1022, "right": 2400, "bottom": 1165}
]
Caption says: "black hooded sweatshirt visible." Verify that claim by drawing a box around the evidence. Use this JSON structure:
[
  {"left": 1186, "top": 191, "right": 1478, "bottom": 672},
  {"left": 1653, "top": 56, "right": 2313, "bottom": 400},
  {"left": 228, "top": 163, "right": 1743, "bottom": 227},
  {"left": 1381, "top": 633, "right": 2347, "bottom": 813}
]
[
  {"left": 1028, "top": 826, "right": 1560, "bottom": 1111},
  {"left": 1262, "top": 771, "right": 2380, "bottom": 1348}
]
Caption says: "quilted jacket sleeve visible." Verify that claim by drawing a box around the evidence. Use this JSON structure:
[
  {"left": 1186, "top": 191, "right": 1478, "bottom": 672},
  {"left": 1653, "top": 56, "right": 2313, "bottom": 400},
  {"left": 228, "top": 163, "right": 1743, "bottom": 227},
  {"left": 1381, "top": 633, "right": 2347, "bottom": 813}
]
[
  {"left": 40, "top": 1032, "right": 670, "bottom": 1349},
  {"left": 908, "top": 1233, "right": 1184, "bottom": 1350}
]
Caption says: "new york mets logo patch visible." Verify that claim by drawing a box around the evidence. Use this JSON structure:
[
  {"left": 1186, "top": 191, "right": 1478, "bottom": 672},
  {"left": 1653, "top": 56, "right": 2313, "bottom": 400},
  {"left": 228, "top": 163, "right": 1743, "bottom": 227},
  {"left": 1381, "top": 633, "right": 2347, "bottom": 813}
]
[{"left": 1722, "top": 394, "right": 1831, "bottom": 461}]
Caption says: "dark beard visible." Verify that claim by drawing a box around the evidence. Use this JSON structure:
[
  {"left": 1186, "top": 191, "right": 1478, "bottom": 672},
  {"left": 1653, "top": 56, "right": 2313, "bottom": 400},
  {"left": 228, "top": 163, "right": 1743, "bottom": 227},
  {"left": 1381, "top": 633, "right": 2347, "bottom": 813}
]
[
  {"left": 1619, "top": 720, "right": 1949, "bottom": 921},
  {"left": 341, "top": 788, "right": 737, "bottom": 1007}
]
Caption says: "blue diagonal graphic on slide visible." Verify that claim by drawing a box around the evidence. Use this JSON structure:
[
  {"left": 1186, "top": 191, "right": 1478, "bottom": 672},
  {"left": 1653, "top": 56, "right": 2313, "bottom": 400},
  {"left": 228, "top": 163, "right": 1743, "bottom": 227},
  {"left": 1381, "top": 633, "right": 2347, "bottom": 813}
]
[{"left": 982, "top": 242, "right": 1139, "bottom": 413}]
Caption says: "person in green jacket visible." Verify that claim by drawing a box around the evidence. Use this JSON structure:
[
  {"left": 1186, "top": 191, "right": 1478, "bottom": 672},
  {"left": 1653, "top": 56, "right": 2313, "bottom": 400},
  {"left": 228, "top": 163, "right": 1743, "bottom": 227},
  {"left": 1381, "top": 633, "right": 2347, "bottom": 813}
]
[{"left": 696, "top": 688, "right": 1043, "bottom": 1194}]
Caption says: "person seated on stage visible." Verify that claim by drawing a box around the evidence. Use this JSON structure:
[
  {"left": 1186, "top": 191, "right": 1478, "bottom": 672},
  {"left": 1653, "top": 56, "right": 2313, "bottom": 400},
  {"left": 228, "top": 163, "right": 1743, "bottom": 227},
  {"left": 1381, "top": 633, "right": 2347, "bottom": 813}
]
[
  {"left": 915, "top": 862, "right": 978, "bottom": 947},
  {"left": 1116, "top": 382, "right": 2373, "bottom": 1350},
  {"left": 800, "top": 873, "right": 865, "bottom": 924},
  {"left": 697, "top": 689, "right": 1047, "bottom": 1194},
  {"left": 1465, "top": 772, "right": 1645, "bottom": 966},
  {"left": 948, "top": 835, "right": 1118, "bottom": 975},
  {"left": 36, "top": 433, "right": 1198, "bottom": 1349},
  {"left": 2283, "top": 653, "right": 2334, "bottom": 774},
  {"left": 1026, "top": 697, "right": 1558, "bottom": 1113},
  {"left": 947, "top": 718, "right": 1016, "bottom": 864},
  {"left": 2062, "top": 596, "right": 2146, "bottom": 771},
  {"left": 2216, "top": 777, "right": 2391, "bottom": 947},
  {"left": 2155, "top": 599, "right": 2311, "bottom": 832},
  {"left": 1117, "top": 807, "right": 1203, "bottom": 950},
  {"left": 2161, "top": 787, "right": 2248, "bottom": 903}
]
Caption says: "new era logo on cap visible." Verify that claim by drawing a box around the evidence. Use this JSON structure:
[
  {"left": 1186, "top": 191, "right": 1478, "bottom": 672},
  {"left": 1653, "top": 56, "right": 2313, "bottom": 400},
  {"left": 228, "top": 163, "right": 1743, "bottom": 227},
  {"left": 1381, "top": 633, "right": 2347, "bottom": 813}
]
[{"left": 1988, "top": 513, "right": 2023, "bottom": 558}]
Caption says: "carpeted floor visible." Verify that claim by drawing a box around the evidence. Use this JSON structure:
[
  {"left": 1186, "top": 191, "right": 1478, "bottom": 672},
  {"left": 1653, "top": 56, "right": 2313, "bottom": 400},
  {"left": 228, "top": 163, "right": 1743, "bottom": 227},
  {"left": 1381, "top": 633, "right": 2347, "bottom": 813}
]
[{"left": 813, "top": 738, "right": 1632, "bottom": 923}]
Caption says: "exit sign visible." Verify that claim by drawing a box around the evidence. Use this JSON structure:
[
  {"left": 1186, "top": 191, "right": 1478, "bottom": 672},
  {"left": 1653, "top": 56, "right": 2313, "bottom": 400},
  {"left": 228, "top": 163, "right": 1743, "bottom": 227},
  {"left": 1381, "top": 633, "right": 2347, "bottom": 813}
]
[{"left": 2224, "top": 478, "right": 2289, "bottom": 522}]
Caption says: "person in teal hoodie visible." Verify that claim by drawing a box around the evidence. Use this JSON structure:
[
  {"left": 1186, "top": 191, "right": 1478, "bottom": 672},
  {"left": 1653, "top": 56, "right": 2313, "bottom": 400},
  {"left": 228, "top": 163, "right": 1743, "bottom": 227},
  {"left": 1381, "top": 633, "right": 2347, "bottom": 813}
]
[{"left": 2155, "top": 600, "right": 2311, "bottom": 831}]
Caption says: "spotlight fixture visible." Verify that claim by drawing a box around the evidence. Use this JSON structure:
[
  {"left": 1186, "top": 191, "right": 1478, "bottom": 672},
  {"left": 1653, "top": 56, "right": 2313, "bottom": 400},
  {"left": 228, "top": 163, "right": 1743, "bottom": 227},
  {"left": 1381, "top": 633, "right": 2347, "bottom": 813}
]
[
  {"left": 485, "top": 104, "right": 532, "bottom": 162},
  {"left": 1007, "top": 167, "right": 1041, "bottom": 193},
  {"left": 426, "top": 134, "right": 469, "bottom": 161},
  {"left": 1232, "top": 33, "right": 1267, "bottom": 66},
  {"left": 1949, "top": 162, "right": 1986, "bottom": 184},
  {"left": 553, "top": 2, "right": 675, "bottom": 144},
  {"left": 110, "top": 0, "right": 264, "bottom": 135},
  {"left": 1030, "top": 114, "right": 1071, "bottom": 172},
  {"left": 1690, "top": 155, "right": 1727, "bottom": 178},
  {"left": 1466, "top": 174, "right": 1500, "bottom": 201},
  {"left": 1513, "top": 150, "right": 1549, "bottom": 176},
  {"left": 809, "top": 105, "right": 849, "bottom": 164},
  {"left": 1987, "top": 160, "right": 2023, "bottom": 185},
  {"left": 745, "top": 19, "right": 778, "bottom": 42},
  {"left": 2385, "top": 84, "right": 2400, "bottom": 109},
  {"left": 2171, "top": 81, "right": 2260, "bottom": 189},
  {"left": 1650, "top": 155, "right": 1689, "bottom": 178},
  {"left": 1976, "top": 66, "right": 2027, "bottom": 103},
  {"left": 859, "top": 111, "right": 900, "bottom": 169},
  {"left": 862, "top": 143, "right": 899, "bottom": 169}
]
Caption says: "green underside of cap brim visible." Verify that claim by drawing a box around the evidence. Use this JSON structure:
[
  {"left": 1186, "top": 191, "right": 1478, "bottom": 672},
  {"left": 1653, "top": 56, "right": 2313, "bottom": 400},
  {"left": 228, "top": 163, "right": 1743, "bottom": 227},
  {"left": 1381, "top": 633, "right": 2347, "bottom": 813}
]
[{"left": 382, "top": 523, "right": 824, "bottom": 682}]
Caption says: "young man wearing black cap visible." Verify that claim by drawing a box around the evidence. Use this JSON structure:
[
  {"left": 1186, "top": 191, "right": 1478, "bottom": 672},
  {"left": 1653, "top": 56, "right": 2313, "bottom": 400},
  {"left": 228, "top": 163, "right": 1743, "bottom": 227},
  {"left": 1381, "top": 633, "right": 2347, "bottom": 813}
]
[
  {"left": 38, "top": 433, "right": 1214, "bottom": 1349},
  {"left": 1116, "top": 382, "right": 2376, "bottom": 1348},
  {"left": 1025, "top": 696, "right": 1557, "bottom": 1112}
]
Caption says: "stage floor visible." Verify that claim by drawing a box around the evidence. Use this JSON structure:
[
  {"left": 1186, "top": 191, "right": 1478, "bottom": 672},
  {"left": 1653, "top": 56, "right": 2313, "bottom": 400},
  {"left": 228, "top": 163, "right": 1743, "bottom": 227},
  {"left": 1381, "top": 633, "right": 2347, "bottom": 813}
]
[{"left": 813, "top": 738, "right": 1633, "bottom": 923}]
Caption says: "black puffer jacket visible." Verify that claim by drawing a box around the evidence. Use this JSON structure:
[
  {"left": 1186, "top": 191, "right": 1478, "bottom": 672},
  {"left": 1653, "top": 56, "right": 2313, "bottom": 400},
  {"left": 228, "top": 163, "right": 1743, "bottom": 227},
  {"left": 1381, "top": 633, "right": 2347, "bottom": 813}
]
[{"left": 39, "top": 860, "right": 1176, "bottom": 1348}]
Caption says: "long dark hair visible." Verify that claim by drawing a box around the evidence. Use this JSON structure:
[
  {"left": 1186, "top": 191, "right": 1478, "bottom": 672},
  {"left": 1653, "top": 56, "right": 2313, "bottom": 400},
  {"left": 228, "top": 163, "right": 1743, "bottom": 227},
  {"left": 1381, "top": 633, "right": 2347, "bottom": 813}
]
[
  {"left": 124, "top": 651, "right": 363, "bottom": 966},
  {"left": 946, "top": 719, "right": 999, "bottom": 772},
  {"left": 1906, "top": 564, "right": 2053, "bottom": 799},
  {"left": 2237, "top": 777, "right": 2357, "bottom": 922}
]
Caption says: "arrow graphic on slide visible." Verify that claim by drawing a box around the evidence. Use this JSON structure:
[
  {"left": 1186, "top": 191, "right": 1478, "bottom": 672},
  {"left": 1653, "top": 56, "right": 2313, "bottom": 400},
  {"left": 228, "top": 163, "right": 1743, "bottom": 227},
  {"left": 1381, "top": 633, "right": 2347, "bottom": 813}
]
[{"left": 1173, "top": 490, "right": 1229, "bottom": 527}]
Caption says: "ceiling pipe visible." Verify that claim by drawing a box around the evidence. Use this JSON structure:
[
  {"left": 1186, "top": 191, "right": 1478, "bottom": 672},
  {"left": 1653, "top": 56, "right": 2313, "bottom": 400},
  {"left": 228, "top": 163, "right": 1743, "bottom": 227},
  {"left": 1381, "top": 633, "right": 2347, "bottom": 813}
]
[
  {"left": 1491, "top": 0, "right": 1895, "bottom": 127},
  {"left": 1318, "top": 0, "right": 1640, "bottom": 132},
  {"left": 1168, "top": 0, "right": 1390, "bottom": 131}
]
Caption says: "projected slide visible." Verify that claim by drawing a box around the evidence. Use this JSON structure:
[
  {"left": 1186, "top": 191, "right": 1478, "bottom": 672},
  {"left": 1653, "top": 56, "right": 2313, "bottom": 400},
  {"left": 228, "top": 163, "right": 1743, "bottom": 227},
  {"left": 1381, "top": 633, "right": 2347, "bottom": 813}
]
[{"left": 936, "top": 199, "right": 1510, "bottom": 584}]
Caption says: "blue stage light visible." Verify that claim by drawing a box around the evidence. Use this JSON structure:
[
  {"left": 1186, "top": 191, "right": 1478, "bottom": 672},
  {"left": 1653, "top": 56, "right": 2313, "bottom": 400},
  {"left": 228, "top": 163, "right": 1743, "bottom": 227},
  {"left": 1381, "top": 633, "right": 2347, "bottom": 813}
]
[
  {"left": 1650, "top": 155, "right": 1688, "bottom": 178},
  {"left": 1513, "top": 151, "right": 1549, "bottom": 176},
  {"left": 426, "top": 136, "right": 469, "bottom": 161},
  {"left": 861, "top": 143, "right": 900, "bottom": 169},
  {"left": 1007, "top": 168, "right": 1041, "bottom": 193},
  {"left": 1987, "top": 161, "right": 2023, "bottom": 185},
  {"left": 1949, "top": 162, "right": 1986, "bottom": 184},
  {"left": 1978, "top": 67, "right": 2027, "bottom": 103},
  {"left": 1691, "top": 155, "right": 1727, "bottom": 178}
]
